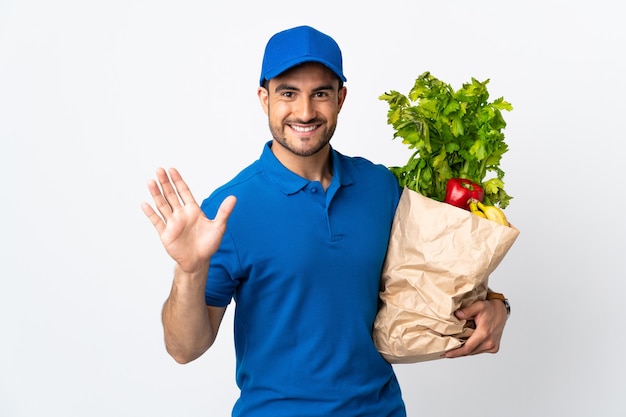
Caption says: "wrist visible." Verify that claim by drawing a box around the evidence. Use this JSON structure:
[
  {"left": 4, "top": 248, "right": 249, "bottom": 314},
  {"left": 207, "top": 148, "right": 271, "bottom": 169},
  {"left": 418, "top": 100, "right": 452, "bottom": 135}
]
[
  {"left": 486, "top": 290, "right": 510, "bottom": 318},
  {"left": 173, "top": 263, "right": 209, "bottom": 290}
]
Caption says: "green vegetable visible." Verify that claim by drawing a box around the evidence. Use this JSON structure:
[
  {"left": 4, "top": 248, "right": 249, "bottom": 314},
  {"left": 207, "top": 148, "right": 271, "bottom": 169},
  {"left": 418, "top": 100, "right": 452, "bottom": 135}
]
[{"left": 380, "top": 71, "right": 513, "bottom": 208}]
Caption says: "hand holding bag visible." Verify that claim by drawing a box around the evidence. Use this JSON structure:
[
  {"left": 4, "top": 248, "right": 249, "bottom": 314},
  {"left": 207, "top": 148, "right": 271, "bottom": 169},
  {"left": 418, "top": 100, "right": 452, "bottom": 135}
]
[{"left": 373, "top": 188, "right": 520, "bottom": 363}]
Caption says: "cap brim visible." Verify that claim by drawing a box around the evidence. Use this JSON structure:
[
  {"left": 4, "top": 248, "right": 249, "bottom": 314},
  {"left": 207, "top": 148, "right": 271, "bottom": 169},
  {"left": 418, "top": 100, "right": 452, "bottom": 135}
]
[{"left": 261, "top": 57, "right": 347, "bottom": 84}]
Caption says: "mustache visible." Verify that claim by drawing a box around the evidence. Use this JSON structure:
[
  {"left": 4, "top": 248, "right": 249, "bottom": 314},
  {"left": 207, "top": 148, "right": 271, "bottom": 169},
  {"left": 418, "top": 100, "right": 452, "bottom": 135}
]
[{"left": 286, "top": 117, "right": 325, "bottom": 125}]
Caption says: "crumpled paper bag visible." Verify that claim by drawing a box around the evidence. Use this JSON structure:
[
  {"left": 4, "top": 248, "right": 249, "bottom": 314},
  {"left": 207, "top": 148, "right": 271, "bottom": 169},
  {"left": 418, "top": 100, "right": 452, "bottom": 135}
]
[{"left": 373, "top": 187, "right": 520, "bottom": 363}]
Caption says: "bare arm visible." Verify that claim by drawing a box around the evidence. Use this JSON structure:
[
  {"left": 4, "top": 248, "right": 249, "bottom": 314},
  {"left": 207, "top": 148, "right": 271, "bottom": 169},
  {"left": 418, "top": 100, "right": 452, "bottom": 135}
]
[
  {"left": 142, "top": 167, "right": 236, "bottom": 363},
  {"left": 160, "top": 264, "right": 227, "bottom": 363}
]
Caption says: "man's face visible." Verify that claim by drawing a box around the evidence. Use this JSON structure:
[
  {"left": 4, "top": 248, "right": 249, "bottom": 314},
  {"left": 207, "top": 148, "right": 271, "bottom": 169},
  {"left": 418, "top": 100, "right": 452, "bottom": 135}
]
[{"left": 258, "top": 62, "right": 347, "bottom": 158}]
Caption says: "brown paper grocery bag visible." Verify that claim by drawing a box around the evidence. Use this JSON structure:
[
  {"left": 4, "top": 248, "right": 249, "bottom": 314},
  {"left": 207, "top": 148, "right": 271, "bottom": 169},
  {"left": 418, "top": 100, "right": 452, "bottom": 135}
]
[{"left": 373, "top": 187, "right": 520, "bottom": 363}]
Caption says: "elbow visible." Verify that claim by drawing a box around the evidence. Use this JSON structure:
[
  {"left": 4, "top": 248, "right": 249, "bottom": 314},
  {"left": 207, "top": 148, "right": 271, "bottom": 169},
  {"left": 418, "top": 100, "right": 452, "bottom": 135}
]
[
  {"left": 165, "top": 340, "right": 213, "bottom": 364},
  {"left": 167, "top": 347, "right": 200, "bottom": 364},
  {"left": 170, "top": 353, "right": 195, "bottom": 365}
]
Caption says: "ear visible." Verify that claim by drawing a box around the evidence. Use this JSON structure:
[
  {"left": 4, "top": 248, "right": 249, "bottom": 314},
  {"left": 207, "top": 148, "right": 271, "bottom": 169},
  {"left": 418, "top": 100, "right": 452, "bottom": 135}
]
[
  {"left": 257, "top": 86, "right": 269, "bottom": 115},
  {"left": 337, "top": 86, "right": 347, "bottom": 112}
]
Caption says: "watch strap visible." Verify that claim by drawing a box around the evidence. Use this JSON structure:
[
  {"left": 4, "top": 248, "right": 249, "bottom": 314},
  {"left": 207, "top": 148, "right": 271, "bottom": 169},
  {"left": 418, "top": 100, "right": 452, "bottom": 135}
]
[{"left": 486, "top": 290, "right": 511, "bottom": 318}]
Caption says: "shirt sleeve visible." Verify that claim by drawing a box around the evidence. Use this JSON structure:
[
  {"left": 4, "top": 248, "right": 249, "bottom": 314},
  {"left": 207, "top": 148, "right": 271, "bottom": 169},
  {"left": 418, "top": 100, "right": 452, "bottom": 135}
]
[{"left": 200, "top": 195, "right": 242, "bottom": 307}]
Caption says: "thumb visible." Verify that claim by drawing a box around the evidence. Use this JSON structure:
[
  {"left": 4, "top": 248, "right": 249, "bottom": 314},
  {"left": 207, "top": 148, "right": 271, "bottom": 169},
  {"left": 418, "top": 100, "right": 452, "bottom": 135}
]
[
  {"left": 455, "top": 301, "right": 481, "bottom": 320},
  {"left": 214, "top": 195, "right": 237, "bottom": 226}
]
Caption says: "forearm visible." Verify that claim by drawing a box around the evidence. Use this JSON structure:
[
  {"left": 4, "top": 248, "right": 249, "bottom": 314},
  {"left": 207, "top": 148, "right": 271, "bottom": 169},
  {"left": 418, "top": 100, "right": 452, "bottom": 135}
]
[{"left": 162, "top": 264, "right": 216, "bottom": 364}]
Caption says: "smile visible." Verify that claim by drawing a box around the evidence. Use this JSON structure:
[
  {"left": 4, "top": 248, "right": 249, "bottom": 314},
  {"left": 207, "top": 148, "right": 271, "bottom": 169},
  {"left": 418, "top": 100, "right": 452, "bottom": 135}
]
[{"left": 290, "top": 125, "right": 318, "bottom": 133}]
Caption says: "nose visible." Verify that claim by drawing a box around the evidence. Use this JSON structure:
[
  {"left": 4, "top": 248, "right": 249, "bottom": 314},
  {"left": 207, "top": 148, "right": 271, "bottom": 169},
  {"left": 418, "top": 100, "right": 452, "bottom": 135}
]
[{"left": 294, "top": 97, "right": 316, "bottom": 122}]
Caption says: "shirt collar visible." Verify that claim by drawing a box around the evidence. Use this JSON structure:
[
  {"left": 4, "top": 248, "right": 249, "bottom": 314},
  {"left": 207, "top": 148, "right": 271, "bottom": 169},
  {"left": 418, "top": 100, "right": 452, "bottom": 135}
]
[{"left": 259, "top": 141, "right": 354, "bottom": 195}]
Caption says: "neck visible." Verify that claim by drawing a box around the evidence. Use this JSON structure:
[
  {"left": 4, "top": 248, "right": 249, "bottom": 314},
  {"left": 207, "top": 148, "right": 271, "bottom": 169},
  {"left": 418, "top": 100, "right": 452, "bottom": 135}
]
[{"left": 271, "top": 142, "right": 333, "bottom": 189}]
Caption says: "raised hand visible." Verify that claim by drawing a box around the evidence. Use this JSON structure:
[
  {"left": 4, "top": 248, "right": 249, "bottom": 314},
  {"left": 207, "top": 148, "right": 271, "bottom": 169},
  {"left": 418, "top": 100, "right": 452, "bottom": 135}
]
[{"left": 141, "top": 167, "right": 236, "bottom": 274}]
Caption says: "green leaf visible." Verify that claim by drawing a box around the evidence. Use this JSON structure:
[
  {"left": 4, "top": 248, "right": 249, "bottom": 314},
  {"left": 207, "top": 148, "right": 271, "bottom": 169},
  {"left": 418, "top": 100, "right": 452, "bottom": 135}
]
[
  {"left": 451, "top": 115, "right": 464, "bottom": 137},
  {"left": 380, "top": 71, "right": 514, "bottom": 207}
]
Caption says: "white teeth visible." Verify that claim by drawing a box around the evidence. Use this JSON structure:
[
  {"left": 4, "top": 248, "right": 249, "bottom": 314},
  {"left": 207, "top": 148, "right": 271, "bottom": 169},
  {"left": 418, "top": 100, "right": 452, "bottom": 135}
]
[{"left": 292, "top": 125, "right": 316, "bottom": 132}]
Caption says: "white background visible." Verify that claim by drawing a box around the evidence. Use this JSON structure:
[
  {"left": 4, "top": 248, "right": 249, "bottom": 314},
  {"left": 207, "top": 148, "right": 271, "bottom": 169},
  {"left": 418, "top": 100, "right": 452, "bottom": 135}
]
[{"left": 1, "top": 1, "right": 624, "bottom": 416}]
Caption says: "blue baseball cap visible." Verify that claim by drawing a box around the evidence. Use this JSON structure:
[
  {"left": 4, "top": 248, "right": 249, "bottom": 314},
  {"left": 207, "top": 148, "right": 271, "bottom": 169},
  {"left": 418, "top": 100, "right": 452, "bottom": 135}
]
[{"left": 259, "top": 25, "right": 347, "bottom": 86}]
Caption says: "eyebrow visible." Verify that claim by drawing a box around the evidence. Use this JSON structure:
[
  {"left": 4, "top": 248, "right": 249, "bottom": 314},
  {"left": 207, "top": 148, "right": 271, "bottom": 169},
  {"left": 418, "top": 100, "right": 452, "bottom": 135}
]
[{"left": 273, "top": 83, "right": 335, "bottom": 94}]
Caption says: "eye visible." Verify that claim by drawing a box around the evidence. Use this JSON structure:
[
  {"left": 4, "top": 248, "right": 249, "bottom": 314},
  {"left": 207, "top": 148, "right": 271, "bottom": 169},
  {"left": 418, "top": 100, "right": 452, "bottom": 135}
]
[{"left": 281, "top": 91, "right": 294, "bottom": 98}]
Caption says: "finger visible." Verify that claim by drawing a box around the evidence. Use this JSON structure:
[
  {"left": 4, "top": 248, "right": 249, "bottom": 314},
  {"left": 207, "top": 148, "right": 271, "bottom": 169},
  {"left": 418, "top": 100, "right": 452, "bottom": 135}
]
[
  {"left": 167, "top": 167, "right": 199, "bottom": 207},
  {"left": 455, "top": 300, "right": 484, "bottom": 320},
  {"left": 443, "top": 318, "right": 485, "bottom": 358},
  {"left": 147, "top": 177, "right": 175, "bottom": 221},
  {"left": 213, "top": 195, "right": 237, "bottom": 228},
  {"left": 141, "top": 201, "right": 166, "bottom": 235},
  {"left": 156, "top": 167, "right": 183, "bottom": 210},
  {"left": 444, "top": 339, "right": 481, "bottom": 358}
]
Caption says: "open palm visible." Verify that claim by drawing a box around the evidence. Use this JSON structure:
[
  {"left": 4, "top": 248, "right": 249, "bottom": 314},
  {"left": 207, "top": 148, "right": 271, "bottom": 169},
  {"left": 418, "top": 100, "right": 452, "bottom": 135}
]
[{"left": 142, "top": 167, "right": 236, "bottom": 273}]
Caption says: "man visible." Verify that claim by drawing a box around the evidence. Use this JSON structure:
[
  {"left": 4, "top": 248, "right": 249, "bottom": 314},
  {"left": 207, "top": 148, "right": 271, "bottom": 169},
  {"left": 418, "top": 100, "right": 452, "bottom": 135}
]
[{"left": 142, "top": 25, "right": 509, "bottom": 417}]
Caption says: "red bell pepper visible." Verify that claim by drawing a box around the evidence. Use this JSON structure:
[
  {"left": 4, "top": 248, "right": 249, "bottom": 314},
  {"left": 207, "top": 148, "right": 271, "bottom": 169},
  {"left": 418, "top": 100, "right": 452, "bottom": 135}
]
[{"left": 444, "top": 178, "right": 484, "bottom": 210}]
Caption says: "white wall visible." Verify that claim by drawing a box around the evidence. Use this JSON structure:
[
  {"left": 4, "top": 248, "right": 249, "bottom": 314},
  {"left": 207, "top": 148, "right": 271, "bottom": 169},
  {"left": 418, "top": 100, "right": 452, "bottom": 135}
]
[{"left": 1, "top": 1, "right": 624, "bottom": 416}]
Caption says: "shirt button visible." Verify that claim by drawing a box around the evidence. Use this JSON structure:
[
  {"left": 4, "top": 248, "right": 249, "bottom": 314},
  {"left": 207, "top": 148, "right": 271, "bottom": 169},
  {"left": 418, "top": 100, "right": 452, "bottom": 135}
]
[{"left": 311, "top": 187, "right": 317, "bottom": 193}]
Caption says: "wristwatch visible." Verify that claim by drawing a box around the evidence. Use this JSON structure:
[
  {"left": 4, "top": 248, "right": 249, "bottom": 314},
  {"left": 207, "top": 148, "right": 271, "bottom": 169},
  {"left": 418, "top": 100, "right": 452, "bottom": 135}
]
[{"left": 486, "top": 290, "right": 511, "bottom": 318}]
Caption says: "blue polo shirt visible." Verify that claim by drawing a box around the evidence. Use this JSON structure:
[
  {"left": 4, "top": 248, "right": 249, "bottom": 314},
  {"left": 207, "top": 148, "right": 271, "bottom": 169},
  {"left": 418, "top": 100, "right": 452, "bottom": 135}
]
[{"left": 201, "top": 141, "right": 405, "bottom": 417}]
